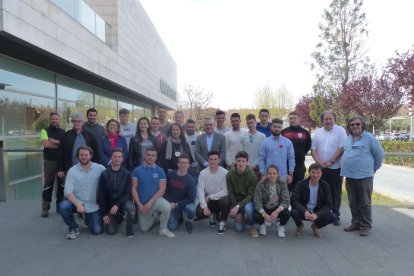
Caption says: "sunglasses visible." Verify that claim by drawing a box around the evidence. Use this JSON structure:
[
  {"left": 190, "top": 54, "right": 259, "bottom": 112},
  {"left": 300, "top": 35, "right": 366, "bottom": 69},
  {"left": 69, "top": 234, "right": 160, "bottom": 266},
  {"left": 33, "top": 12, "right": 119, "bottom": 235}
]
[{"left": 350, "top": 123, "right": 361, "bottom": 127}]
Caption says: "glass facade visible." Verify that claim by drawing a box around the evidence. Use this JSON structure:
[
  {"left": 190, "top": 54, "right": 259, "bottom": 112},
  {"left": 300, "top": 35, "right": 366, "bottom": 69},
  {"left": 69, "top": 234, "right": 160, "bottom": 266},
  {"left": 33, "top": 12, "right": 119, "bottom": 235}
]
[{"left": 0, "top": 55, "right": 153, "bottom": 200}]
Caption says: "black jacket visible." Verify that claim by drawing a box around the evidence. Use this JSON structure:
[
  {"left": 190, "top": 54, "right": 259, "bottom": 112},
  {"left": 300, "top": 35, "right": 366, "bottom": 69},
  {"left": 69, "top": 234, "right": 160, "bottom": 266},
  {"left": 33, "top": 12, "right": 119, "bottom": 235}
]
[
  {"left": 128, "top": 134, "right": 158, "bottom": 170},
  {"left": 97, "top": 166, "right": 132, "bottom": 216},
  {"left": 291, "top": 178, "right": 333, "bottom": 218},
  {"left": 43, "top": 125, "right": 65, "bottom": 161},
  {"left": 58, "top": 129, "right": 99, "bottom": 172},
  {"left": 281, "top": 126, "right": 311, "bottom": 166}
]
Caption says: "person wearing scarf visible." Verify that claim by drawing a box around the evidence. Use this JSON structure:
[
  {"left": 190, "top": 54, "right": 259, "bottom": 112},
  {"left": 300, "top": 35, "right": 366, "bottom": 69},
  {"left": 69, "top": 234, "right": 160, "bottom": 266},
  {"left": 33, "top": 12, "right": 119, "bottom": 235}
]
[
  {"left": 160, "top": 123, "right": 192, "bottom": 173},
  {"left": 100, "top": 119, "right": 128, "bottom": 167}
]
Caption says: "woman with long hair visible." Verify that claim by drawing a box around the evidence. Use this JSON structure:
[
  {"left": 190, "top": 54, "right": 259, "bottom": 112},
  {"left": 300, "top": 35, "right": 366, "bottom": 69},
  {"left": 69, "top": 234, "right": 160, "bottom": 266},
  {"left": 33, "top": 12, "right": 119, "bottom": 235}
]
[
  {"left": 99, "top": 119, "right": 128, "bottom": 167},
  {"left": 128, "top": 117, "right": 158, "bottom": 170},
  {"left": 159, "top": 123, "right": 192, "bottom": 173},
  {"left": 253, "top": 164, "right": 290, "bottom": 238}
]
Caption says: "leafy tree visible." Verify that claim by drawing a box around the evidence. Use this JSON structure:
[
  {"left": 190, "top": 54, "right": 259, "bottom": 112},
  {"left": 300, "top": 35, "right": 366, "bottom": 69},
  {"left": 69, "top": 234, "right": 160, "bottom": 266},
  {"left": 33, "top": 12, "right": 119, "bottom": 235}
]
[
  {"left": 340, "top": 73, "right": 404, "bottom": 134},
  {"left": 295, "top": 95, "right": 318, "bottom": 130},
  {"left": 385, "top": 49, "right": 414, "bottom": 105},
  {"left": 254, "top": 84, "right": 293, "bottom": 118},
  {"left": 311, "top": 0, "right": 370, "bottom": 119}
]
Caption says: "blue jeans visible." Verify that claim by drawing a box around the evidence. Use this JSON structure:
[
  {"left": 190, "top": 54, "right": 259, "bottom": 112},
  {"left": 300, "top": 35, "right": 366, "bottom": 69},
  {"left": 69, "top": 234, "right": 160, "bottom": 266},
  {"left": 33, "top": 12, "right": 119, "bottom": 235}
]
[
  {"left": 234, "top": 201, "right": 254, "bottom": 232},
  {"left": 59, "top": 200, "right": 102, "bottom": 234},
  {"left": 168, "top": 203, "right": 196, "bottom": 231}
]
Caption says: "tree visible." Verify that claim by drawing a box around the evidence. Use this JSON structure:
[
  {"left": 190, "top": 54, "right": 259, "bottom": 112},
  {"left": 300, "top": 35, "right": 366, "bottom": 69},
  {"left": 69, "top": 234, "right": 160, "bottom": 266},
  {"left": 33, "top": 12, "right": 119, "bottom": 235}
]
[
  {"left": 178, "top": 85, "right": 213, "bottom": 128},
  {"left": 295, "top": 95, "right": 318, "bottom": 130},
  {"left": 254, "top": 84, "right": 293, "bottom": 118},
  {"left": 385, "top": 49, "right": 414, "bottom": 105},
  {"left": 311, "top": 0, "right": 370, "bottom": 119},
  {"left": 340, "top": 73, "right": 404, "bottom": 134}
]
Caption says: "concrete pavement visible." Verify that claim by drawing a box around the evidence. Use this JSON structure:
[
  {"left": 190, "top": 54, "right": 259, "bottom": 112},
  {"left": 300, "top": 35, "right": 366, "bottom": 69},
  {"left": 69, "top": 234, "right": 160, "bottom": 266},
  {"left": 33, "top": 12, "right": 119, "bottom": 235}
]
[{"left": 1, "top": 200, "right": 414, "bottom": 276}]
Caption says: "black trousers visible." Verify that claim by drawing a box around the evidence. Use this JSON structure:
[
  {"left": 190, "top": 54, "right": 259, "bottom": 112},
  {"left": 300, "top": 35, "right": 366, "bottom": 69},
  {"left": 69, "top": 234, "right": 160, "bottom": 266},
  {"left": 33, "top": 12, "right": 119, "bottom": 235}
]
[
  {"left": 321, "top": 168, "right": 342, "bottom": 219},
  {"left": 253, "top": 207, "right": 291, "bottom": 226},
  {"left": 289, "top": 163, "right": 306, "bottom": 193},
  {"left": 291, "top": 208, "right": 336, "bottom": 229},
  {"left": 196, "top": 196, "right": 230, "bottom": 221}
]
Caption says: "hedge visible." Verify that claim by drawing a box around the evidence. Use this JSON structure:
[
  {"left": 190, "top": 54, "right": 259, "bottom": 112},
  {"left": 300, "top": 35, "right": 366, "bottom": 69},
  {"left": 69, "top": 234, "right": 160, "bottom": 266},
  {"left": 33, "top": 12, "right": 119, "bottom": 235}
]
[{"left": 380, "top": 141, "right": 414, "bottom": 168}]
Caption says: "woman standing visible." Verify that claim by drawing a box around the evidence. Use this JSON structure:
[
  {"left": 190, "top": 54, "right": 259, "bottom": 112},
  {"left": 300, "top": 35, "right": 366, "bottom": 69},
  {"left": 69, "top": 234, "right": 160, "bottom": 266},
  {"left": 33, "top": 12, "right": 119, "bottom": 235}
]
[
  {"left": 159, "top": 123, "right": 192, "bottom": 173},
  {"left": 99, "top": 119, "right": 128, "bottom": 167},
  {"left": 128, "top": 117, "right": 157, "bottom": 170},
  {"left": 253, "top": 164, "right": 290, "bottom": 238}
]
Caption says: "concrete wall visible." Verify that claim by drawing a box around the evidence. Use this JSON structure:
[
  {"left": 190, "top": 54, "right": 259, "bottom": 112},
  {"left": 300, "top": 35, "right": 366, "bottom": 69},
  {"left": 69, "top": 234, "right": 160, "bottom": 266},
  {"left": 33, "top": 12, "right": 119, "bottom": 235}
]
[{"left": 0, "top": 0, "right": 177, "bottom": 109}]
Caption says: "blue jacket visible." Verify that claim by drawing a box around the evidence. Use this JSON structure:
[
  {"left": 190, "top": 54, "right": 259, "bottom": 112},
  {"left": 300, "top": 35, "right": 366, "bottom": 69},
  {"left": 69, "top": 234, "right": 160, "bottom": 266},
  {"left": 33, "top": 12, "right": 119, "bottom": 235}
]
[{"left": 99, "top": 135, "right": 128, "bottom": 167}]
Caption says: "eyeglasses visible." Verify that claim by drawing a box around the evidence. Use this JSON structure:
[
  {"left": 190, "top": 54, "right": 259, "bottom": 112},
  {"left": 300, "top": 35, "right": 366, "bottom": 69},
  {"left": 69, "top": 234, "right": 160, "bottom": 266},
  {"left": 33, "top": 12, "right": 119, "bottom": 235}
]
[
  {"left": 350, "top": 123, "right": 361, "bottom": 127},
  {"left": 71, "top": 120, "right": 82, "bottom": 123}
]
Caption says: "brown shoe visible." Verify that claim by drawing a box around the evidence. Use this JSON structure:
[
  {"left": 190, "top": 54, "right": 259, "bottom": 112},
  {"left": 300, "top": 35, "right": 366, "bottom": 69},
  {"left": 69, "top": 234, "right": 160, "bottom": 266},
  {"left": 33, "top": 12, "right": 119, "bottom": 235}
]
[
  {"left": 360, "top": 227, "right": 371, "bottom": 237},
  {"left": 295, "top": 223, "right": 304, "bottom": 236},
  {"left": 344, "top": 224, "right": 361, "bottom": 232},
  {"left": 311, "top": 223, "right": 321, "bottom": 238}
]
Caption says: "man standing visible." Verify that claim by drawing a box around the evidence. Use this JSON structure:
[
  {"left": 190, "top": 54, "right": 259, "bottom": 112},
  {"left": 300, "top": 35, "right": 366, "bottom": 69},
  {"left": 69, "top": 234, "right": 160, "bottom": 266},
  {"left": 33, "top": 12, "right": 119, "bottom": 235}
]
[
  {"left": 256, "top": 109, "right": 272, "bottom": 137},
  {"left": 214, "top": 110, "right": 230, "bottom": 135},
  {"left": 40, "top": 112, "right": 65, "bottom": 217},
  {"left": 131, "top": 147, "right": 175, "bottom": 238},
  {"left": 57, "top": 112, "right": 99, "bottom": 178},
  {"left": 196, "top": 151, "right": 230, "bottom": 234},
  {"left": 173, "top": 110, "right": 186, "bottom": 131},
  {"left": 59, "top": 146, "right": 106, "bottom": 239},
  {"left": 282, "top": 111, "right": 311, "bottom": 193},
  {"left": 226, "top": 151, "right": 257, "bottom": 237},
  {"left": 83, "top": 108, "right": 105, "bottom": 145},
  {"left": 195, "top": 116, "right": 226, "bottom": 171},
  {"left": 224, "top": 113, "right": 245, "bottom": 170},
  {"left": 311, "top": 111, "right": 347, "bottom": 226},
  {"left": 341, "top": 116, "right": 384, "bottom": 236},
  {"left": 259, "top": 118, "right": 295, "bottom": 183},
  {"left": 164, "top": 153, "right": 196, "bottom": 233},
  {"left": 185, "top": 119, "right": 199, "bottom": 180},
  {"left": 157, "top": 106, "right": 172, "bottom": 135},
  {"left": 241, "top": 114, "right": 266, "bottom": 179},
  {"left": 291, "top": 163, "right": 336, "bottom": 238},
  {"left": 119, "top": 108, "right": 136, "bottom": 150},
  {"left": 98, "top": 149, "right": 136, "bottom": 237},
  {"left": 151, "top": 116, "right": 168, "bottom": 149}
]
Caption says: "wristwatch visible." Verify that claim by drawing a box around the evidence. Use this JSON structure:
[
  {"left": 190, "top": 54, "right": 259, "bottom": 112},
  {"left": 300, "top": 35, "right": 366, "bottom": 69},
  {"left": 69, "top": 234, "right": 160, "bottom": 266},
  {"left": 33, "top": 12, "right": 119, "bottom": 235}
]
[{"left": 236, "top": 204, "right": 240, "bottom": 208}]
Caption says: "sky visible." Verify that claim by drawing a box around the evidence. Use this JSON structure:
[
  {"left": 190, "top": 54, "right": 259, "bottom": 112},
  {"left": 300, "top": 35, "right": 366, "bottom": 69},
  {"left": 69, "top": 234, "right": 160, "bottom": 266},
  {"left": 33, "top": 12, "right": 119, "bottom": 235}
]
[{"left": 139, "top": 0, "right": 414, "bottom": 110}]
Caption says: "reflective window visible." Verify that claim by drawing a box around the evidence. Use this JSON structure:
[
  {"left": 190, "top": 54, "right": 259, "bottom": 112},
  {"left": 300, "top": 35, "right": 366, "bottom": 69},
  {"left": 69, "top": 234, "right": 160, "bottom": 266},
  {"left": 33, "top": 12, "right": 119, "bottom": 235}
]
[
  {"left": 57, "top": 100, "right": 91, "bottom": 131},
  {"left": 95, "top": 93, "right": 117, "bottom": 124},
  {"left": 56, "top": 75, "right": 93, "bottom": 104},
  {"left": 0, "top": 55, "right": 55, "bottom": 97}
]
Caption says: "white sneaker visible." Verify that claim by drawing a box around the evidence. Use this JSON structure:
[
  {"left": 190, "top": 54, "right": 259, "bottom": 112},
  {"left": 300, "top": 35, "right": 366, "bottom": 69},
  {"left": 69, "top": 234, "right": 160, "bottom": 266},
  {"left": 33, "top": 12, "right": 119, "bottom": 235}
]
[
  {"left": 259, "top": 224, "right": 267, "bottom": 236},
  {"left": 277, "top": 225, "right": 286, "bottom": 238},
  {"left": 159, "top": 228, "right": 175, "bottom": 238},
  {"left": 265, "top": 221, "right": 271, "bottom": 227}
]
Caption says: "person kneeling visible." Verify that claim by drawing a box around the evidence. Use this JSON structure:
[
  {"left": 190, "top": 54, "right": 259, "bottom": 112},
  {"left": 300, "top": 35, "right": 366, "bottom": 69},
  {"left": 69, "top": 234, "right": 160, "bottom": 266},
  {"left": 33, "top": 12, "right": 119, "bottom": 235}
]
[
  {"left": 253, "top": 164, "right": 290, "bottom": 238},
  {"left": 164, "top": 153, "right": 196, "bottom": 234},
  {"left": 98, "top": 149, "right": 135, "bottom": 237},
  {"left": 291, "top": 163, "right": 336, "bottom": 238}
]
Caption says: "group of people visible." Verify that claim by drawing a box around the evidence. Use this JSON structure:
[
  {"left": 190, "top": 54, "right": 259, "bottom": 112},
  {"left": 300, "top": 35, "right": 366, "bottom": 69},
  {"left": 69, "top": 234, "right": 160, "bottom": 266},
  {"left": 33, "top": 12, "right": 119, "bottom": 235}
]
[{"left": 40, "top": 106, "right": 384, "bottom": 240}]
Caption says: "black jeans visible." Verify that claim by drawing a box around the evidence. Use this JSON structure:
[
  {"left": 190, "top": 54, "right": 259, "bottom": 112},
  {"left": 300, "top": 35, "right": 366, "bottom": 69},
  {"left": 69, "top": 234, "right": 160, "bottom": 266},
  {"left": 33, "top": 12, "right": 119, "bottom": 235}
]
[
  {"left": 104, "top": 201, "right": 136, "bottom": 235},
  {"left": 291, "top": 208, "right": 336, "bottom": 229},
  {"left": 196, "top": 196, "right": 230, "bottom": 221},
  {"left": 253, "top": 207, "right": 291, "bottom": 226},
  {"left": 321, "top": 168, "right": 343, "bottom": 219},
  {"left": 289, "top": 164, "right": 306, "bottom": 193}
]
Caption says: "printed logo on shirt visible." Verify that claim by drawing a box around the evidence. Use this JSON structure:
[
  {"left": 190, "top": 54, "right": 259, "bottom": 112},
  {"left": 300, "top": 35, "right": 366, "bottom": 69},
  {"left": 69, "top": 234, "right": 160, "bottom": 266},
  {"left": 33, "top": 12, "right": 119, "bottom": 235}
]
[{"left": 153, "top": 173, "right": 159, "bottom": 179}]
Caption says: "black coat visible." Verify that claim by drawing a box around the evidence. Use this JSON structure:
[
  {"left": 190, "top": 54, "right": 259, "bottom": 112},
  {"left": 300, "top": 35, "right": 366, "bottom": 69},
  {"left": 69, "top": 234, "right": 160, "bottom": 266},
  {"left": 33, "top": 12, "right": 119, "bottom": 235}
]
[
  {"left": 58, "top": 129, "right": 99, "bottom": 173},
  {"left": 291, "top": 178, "right": 333, "bottom": 218},
  {"left": 97, "top": 166, "right": 132, "bottom": 216}
]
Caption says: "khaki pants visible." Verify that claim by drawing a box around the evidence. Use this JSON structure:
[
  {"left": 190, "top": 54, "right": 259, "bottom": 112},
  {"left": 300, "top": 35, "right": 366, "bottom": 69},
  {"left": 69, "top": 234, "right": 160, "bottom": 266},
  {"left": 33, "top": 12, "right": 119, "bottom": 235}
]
[{"left": 138, "top": 198, "right": 171, "bottom": 232}]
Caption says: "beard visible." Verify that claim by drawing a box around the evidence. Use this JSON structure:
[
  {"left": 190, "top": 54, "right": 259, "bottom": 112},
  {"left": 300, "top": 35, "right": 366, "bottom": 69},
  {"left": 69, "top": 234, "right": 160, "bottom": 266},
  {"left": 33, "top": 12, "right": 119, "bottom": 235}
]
[
  {"left": 272, "top": 131, "right": 281, "bottom": 137},
  {"left": 79, "top": 159, "right": 90, "bottom": 165}
]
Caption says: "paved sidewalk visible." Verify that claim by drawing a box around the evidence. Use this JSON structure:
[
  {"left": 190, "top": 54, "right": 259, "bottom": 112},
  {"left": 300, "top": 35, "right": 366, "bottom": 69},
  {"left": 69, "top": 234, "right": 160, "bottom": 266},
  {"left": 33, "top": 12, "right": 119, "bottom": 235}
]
[{"left": 1, "top": 200, "right": 414, "bottom": 276}]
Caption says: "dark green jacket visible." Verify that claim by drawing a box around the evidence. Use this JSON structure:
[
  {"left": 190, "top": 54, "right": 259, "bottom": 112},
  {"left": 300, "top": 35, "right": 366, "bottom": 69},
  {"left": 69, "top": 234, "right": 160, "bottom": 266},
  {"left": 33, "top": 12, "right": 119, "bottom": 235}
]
[
  {"left": 254, "top": 180, "right": 290, "bottom": 212},
  {"left": 226, "top": 167, "right": 257, "bottom": 208}
]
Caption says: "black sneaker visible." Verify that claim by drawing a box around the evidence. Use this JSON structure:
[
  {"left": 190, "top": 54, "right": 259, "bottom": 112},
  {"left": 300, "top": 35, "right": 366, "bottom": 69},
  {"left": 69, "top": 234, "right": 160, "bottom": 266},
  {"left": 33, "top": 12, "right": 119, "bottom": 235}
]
[
  {"left": 126, "top": 226, "right": 134, "bottom": 238},
  {"left": 184, "top": 221, "right": 193, "bottom": 234},
  {"left": 217, "top": 223, "right": 226, "bottom": 234},
  {"left": 209, "top": 216, "right": 216, "bottom": 227}
]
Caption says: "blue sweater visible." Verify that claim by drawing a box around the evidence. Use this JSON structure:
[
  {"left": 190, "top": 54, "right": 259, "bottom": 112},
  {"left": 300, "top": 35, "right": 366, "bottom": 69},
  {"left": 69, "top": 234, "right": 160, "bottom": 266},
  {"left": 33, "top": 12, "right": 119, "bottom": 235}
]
[
  {"left": 164, "top": 171, "right": 196, "bottom": 208},
  {"left": 99, "top": 135, "right": 128, "bottom": 167},
  {"left": 341, "top": 131, "right": 384, "bottom": 179}
]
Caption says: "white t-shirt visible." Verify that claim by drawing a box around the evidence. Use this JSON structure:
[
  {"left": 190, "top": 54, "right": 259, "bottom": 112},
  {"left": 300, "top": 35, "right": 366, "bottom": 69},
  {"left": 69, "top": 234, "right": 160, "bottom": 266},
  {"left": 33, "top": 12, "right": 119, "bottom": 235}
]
[
  {"left": 241, "top": 131, "right": 266, "bottom": 168},
  {"left": 311, "top": 124, "right": 347, "bottom": 169},
  {"left": 224, "top": 129, "right": 246, "bottom": 166},
  {"left": 120, "top": 123, "right": 136, "bottom": 150}
]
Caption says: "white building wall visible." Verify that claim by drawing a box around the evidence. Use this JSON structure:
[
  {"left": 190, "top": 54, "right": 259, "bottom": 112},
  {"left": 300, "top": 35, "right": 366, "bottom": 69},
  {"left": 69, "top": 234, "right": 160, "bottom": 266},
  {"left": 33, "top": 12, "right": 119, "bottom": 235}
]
[{"left": 0, "top": 0, "right": 177, "bottom": 109}]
